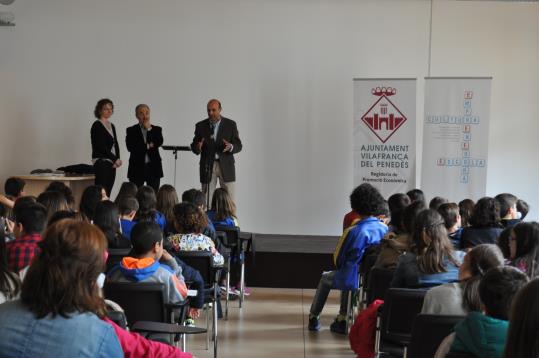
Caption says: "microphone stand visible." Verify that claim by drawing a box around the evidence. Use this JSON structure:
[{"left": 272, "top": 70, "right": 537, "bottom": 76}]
[
  {"left": 204, "top": 138, "right": 215, "bottom": 209},
  {"left": 162, "top": 145, "right": 190, "bottom": 188}
]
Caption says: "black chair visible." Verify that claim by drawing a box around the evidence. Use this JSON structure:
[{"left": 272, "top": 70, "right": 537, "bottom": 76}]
[
  {"left": 175, "top": 250, "right": 221, "bottom": 356},
  {"left": 359, "top": 250, "right": 379, "bottom": 309},
  {"left": 106, "top": 310, "right": 128, "bottom": 329},
  {"left": 446, "top": 353, "right": 475, "bottom": 358},
  {"left": 214, "top": 226, "right": 253, "bottom": 311},
  {"left": 375, "top": 288, "right": 427, "bottom": 357},
  {"left": 344, "top": 250, "right": 380, "bottom": 333},
  {"left": 404, "top": 314, "right": 465, "bottom": 358},
  {"left": 104, "top": 282, "right": 205, "bottom": 351},
  {"left": 105, "top": 248, "right": 131, "bottom": 273},
  {"left": 366, "top": 267, "right": 395, "bottom": 305},
  {"left": 214, "top": 230, "right": 231, "bottom": 319}
]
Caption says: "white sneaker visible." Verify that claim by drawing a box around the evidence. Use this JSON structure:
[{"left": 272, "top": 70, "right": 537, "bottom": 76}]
[{"left": 228, "top": 287, "right": 240, "bottom": 296}]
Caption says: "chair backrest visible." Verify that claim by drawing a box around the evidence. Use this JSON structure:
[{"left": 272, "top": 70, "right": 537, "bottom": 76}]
[
  {"left": 379, "top": 288, "right": 427, "bottom": 345},
  {"left": 174, "top": 251, "right": 216, "bottom": 287},
  {"left": 445, "top": 353, "right": 476, "bottom": 358},
  {"left": 214, "top": 225, "right": 240, "bottom": 247},
  {"left": 104, "top": 282, "right": 168, "bottom": 327},
  {"left": 106, "top": 310, "right": 128, "bottom": 329},
  {"left": 360, "top": 251, "right": 379, "bottom": 287},
  {"left": 367, "top": 267, "right": 394, "bottom": 305},
  {"left": 106, "top": 248, "right": 131, "bottom": 273},
  {"left": 407, "top": 314, "right": 465, "bottom": 358}
]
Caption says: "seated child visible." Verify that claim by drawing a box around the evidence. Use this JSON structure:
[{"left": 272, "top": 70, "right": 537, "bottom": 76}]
[
  {"left": 308, "top": 184, "right": 388, "bottom": 334},
  {"left": 496, "top": 193, "right": 521, "bottom": 229},
  {"left": 206, "top": 188, "right": 239, "bottom": 227},
  {"left": 435, "top": 266, "right": 529, "bottom": 358},
  {"left": 4, "top": 177, "right": 25, "bottom": 201},
  {"left": 421, "top": 244, "right": 504, "bottom": 316},
  {"left": 375, "top": 200, "right": 424, "bottom": 270},
  {"left": 94, "top": 201, "right": 131, "bottom": 249},
  {"left": 205, "top": 188, "right": 244, "bottom": 293},
  {"left": 118, "top": 196, "right": 139, "bottom": 240},
  {"left": 438, "top": 202, "right": 463, "bottom": 249},
  {"left": 135, "top": 186, "right": 166, "bottom": 231},
  {"left": 508, "top": 221, "right": 539, "bottom": 279},
  {"left": 6, "top": 202, "right": 47, "bottom": 273},
  {"left": 182, "top": 188, "right": 216, "bottom": 239},
  {"left": 503, "top": 278, "right": 539, "bottom": 358},
  {"left": 391, "top": 209, "right": 462, "bottom": 289},
  {"left": 167, "top": 202, "right": 224, "bottom": 267},
  {"left": 107, "top": 221, "right": 189, "bottom": 308},
  {"left": 156, "top": 184, "right": 180, "bottom": 237}
]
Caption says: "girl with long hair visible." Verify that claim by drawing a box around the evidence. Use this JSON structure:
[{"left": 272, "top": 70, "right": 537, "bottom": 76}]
[
  {"left": 207, "top": 188, "right": 238, "bottom": 227},
  {"left": 93, "top": 201, "right": 131, "bottom": 249},
  {"left": 134, "top": 186, "right": 166, "bottom": 230},
  {"left": 422, "top": 244, "right": 504, "bottom": 315},
  {"left": 509, "top": 221, "right": 539, "bottom": 278},
  {"left": 79, "top": 185, "right": 107, "bottom": 222},
  {"left": 156, "top": 184, "right": 179, "bottom": 236},
  {"left": 458, "top": 198, "right": 475, "bottom": 228},
  {"left": 0, "top": 220, "right": 123, "bottom": 356},
  {"left": 503, "top": 279, "right": 539, "bottom": 358},
  {"left": 37, "top": 190, "right": 69, "bottom": 222},
  {"left": 391, "top": 209, "right": 461, "bottom": 288}
]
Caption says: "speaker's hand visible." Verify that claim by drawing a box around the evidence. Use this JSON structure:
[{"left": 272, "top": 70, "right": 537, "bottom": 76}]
[
  {"left": 196, "top": 137, "right": 205, "bottom": 153},
  {"left": 223, "top": 139, "right": 233, "bottom": 152}
]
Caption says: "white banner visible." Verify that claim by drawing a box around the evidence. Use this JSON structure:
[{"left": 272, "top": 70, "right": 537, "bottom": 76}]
[
  {"left": 353, "top": 79, "right": 416, "bottom": 198},
  {"left": 421, "top": 77, "right": 492, "bottom": 202}
]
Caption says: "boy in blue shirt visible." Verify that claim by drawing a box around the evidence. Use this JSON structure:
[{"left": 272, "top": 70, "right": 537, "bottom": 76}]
[
  {"left": 118, "top": 196, "right": 138, "bottom": 240},
  {"left": 308, "top": 184, "right": 388, "bottom": 334}
]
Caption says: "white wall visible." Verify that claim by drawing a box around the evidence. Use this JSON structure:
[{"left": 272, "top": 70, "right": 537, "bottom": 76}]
[
  {"left": 429, "top": 1, "right": 539, "bottom": 213},
  {"left": 0, "top": 0, "right": 537, "bottom": 235}
]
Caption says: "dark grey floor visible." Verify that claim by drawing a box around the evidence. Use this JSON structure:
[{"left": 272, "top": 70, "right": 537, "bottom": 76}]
[{"left": 243, "top": 234, "right": 339, "bottom": 288}]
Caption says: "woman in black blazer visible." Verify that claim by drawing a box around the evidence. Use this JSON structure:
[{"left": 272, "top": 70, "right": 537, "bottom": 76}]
[{"left": 91, "top": 98, "right": 121, "bottom": 196}]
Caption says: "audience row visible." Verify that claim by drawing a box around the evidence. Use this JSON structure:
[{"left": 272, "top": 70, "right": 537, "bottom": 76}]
[
  {"left": 312, "top": 184, "right": 538, "bottom": 358},
  {"left": 0, "top": 176, "right": 243, "bottom": 357}
]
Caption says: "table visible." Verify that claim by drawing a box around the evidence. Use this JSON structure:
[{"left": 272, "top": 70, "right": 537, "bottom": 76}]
[{"left": 16, "top": 175, "right": 95, "bottom": 208}]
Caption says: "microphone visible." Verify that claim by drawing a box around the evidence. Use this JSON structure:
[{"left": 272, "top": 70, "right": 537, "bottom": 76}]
[{"left": 162, "top": 145, "right": 190, "bottom": 151}]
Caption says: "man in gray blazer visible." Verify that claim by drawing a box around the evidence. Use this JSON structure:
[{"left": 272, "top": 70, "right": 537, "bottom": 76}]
[{"left": 191, "top": 99, "right": 242, "bottom": 205}]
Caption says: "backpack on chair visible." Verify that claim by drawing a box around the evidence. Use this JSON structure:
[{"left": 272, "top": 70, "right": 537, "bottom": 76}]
[{"left": 349, "top": 299, "right": 384, "bottom": 358}]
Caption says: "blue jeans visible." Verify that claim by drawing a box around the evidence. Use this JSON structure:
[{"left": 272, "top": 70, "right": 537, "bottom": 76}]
[
  {"left": 310, "top": 271, "right": 349, "bottom": 317},
  {"left": 174, "top": 257, "right": 204, "bottom": 309}
]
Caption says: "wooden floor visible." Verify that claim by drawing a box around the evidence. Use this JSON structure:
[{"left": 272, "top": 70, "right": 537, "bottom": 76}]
[{"left": 186, "top": 288, "right": 355, "bottom": 358}]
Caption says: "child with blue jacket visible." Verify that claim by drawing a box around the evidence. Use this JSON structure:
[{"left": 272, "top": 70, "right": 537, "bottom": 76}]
[
  {"left": 107, "top": 221, "right": 190, "bottom": 314},
  {"left": 206, "top": 188, "right": 239, "bottom": 228},
  {"left": 308, "top": 184, "right": 388, "bottom": 334}
]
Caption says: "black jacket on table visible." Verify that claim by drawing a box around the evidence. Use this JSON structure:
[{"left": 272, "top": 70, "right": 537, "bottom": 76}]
[
  {"left": 190, "top": 117, "right": 242, "bottom": 183},
  {"left": 126, "top": 124, "right": 164, "bottom": 182},
  {"left": 91, "top": 120, "right": 120, "bottom": 162}
]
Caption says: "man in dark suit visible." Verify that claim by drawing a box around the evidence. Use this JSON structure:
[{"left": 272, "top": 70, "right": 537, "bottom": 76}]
[
  {"left": 191, "top": 99, "right": 242, "bottom": 205},
  {"left": 126, "top": 104, "right": 164, "bottom": 193}
]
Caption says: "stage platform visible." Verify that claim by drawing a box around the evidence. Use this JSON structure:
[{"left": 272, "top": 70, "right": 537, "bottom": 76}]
[{"left": 244, "top": 234, "right": 339, "bottom": 289}]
